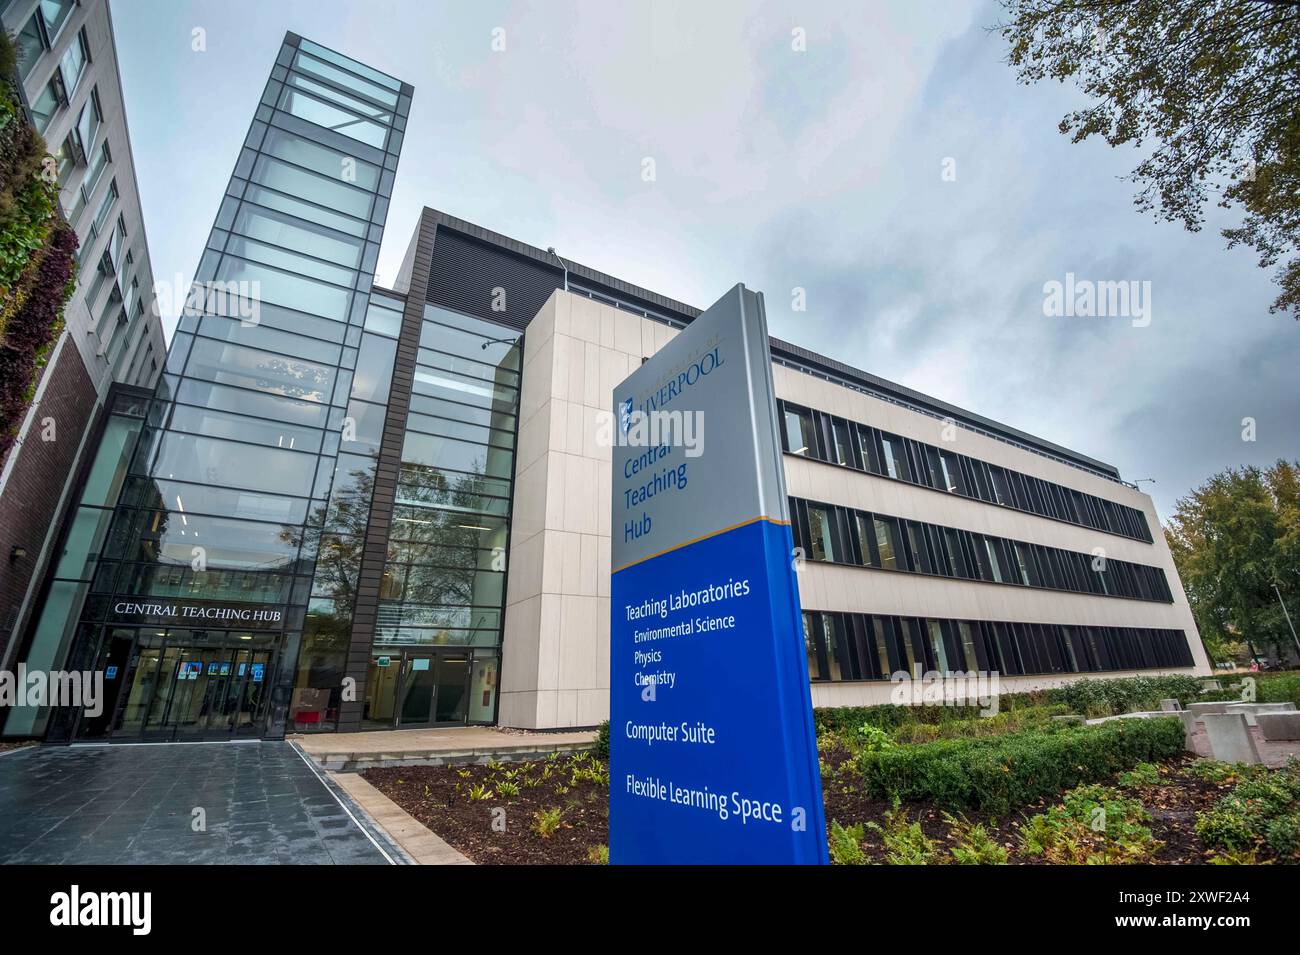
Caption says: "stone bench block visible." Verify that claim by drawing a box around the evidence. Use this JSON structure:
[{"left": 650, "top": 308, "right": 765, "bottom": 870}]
[
  {"left": 1257, "top": 713, "right": 1300, "bottom": 742},
  {"left": 1224, "top": 702, "right": 1297, "bottom": 726},
  {"left": 1201, "top": 713, "right": 1261, "bottom": 765}
]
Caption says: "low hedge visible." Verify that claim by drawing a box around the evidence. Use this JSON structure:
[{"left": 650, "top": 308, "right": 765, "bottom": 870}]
[
  {"left": 814, "top": 693, "right": 1047, "bottom": 736},
  {"left": 1257, "top": 673, "right": 1300, "bottom": 707},
  {"left": 857, "top": 717, "right": 1186, "bottom": 814},
  {"left": 814, "top": 674, "right": 1210, "bottom": 736},
  {"left": 1048, "top": 674, "right": 1205, "bottom": 716}
]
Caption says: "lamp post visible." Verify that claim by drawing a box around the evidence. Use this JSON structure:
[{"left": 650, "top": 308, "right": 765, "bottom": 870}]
[{"left": 1274, "top": 581, "right": 1300, "bottom": 664}]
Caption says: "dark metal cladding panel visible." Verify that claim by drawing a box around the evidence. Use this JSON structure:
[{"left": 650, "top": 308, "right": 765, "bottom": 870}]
[{"left": 424, "top": 227, "right": 563, "bottom": 332}]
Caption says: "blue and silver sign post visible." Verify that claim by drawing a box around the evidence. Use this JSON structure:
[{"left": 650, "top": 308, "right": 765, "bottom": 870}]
[{"left": 609, "top": 284, "right": 828, "bottom": 864}]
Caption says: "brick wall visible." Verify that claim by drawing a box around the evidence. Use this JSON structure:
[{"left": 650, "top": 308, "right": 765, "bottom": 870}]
[{"left": 0, "top": 340, "right": 97, "bottom": 664}]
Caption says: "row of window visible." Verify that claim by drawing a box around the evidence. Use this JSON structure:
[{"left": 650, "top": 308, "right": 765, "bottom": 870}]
[
  {"left": 780, "top": 401, "right": 1153, "bottom": 543},
  {"left": 14, "top": 0, "right": 158, "bottom": 385},
  {"left": 790, "top": 497, "right": 1174, "bottom": 603},
  {"left": 18, "top": 0, "right": 85, "bottom": 133},
  {"left": 803, "top": 610, "right": 1194, "bottom": 682}
]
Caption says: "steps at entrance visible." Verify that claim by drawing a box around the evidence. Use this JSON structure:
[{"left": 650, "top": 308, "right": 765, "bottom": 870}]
[{"left": 292, "top": 725, "right": 598, "bottom": 772}]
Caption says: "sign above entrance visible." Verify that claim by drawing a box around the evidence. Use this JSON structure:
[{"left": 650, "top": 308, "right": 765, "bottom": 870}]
[
  {"left": 609, "top": 284, "right": 828, "bottom": 865},
  {"left": 110, "top": 599, "right": 284, "bottom": 630}
]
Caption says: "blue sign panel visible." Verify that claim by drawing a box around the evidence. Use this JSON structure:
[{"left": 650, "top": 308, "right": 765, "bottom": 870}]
[{"left": 609, "top": 284, "right": 827, "bottom": 865}]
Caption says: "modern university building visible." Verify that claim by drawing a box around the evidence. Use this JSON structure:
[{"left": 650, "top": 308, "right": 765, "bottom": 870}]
[{"left": 0, "top": 34, "right": 1208, "bottom": 744}]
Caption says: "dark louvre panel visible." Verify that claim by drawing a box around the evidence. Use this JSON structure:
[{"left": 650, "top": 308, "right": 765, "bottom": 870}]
[{"left": 425, "top": 227, "right": 563, "bottom": 331}]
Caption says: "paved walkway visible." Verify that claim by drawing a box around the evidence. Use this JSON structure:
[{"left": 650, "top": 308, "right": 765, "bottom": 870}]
[
  {"left": 1185, "top": 723, "right": 1300, "bottom": 768},
  {"left": 294, "top": 725, "right": 598, "bottom": 772},
  {"left": 0, "top": 742, "right": 394, "bottom": 865}
]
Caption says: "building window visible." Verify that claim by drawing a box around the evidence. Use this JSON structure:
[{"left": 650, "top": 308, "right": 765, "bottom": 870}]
[
  {"left": 783, "top": 406, "right": 814, "bottom": 456},
  {"left": 803, "top": 614, "right": 818, "bottom": 680},
  {"left": 956, "top": 622, "right": 979, "bottom": 671},
  {"left": 15, "top": 0, "right": 76, "bottom": 80},
  {"left": 874, "top": 517, "right": 898, "bottom": 570},
  {"left": 791, "top": 496, "right": 1173, "bottom": 603},
  {"left": 831, "top": 418, "right": 855, "bottom": 467},
  {"left": 807, "top": 504, "right": 836, "bottom": 562},
  {"left": 776, "top": 399, "right": 1154, "bottom": 543},
  {"left": 29, "top": 70, "right": 67, "bottom": 133},
  {"left": 854, "top": 512, "right": 876, "bottom": 567},
  {"left": 821, "top": 615, "right": 843, "bottom": 681},
  {"left": 794, "top": 612, "right": 1192, "bottom": 682},
  {"left": 68, "top": 140, "right": 111, "bottom": 223},
  {"left": 90, "top": 178, "right": 118, "bottom": 237},
  {"left": 879, "top": 432, "right": 911, "bottom": 482},
  {"left": 58, "top": 28, "right": 90, "bottom": 98},
  {"left": 927, "top": 621, "right": 950, "bottom": 673},
  {"left": 938, "top": 450, "right": 964, "bottom": 493}
]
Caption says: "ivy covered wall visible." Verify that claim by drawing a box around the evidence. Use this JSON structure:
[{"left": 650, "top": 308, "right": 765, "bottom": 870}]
[{"left": 0, "top": 32, "right": 79, "bottom": 471}]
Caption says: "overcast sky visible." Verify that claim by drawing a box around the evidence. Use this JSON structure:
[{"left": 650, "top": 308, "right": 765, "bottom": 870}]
[{"left": 111, "top": 0, "right": 1298, "bottom": 520}]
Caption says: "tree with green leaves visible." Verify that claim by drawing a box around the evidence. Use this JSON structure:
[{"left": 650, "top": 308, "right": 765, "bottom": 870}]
[
  {"left": 999, "top": 0, "right": 1300, "bottom": 317},
  {"left": 1165, "top": 460, "right": 1300, "bottom": 665}
]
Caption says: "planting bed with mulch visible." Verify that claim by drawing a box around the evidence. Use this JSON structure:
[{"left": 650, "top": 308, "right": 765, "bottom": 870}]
[
  {"left": 365, "top": 752, "right": 609, "bottom": 865},
  {"left": 0, "top": 741, "right": 34, "bottom": 755},
  {"left": 363, "top": 748, "right": 1295, "bottom": 865},
  {"left": 823, "top": 755, "right": 1243, "bottom": 864}
]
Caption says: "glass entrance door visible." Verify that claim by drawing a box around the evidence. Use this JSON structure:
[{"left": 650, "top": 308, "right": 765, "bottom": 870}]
[
  {"left": 433, "top": 654, "right": 470, "bottom": 723},
  {"left": 363, "top": 650, "right": 474, "bottom": 728},
  {"left": 398, "top": 654, "right": 436, "bottom": 726},
  {"left": 92, "top": 630, "right": 279, "bottom": 741}
]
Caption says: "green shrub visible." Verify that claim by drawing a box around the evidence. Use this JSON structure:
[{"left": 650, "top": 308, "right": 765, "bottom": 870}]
[
  {"left": 1047, "top": 675, "right": 1205, "bottom": 717},
  {"left": 1257, "top": 673, "right": 1300, "bottom": 707},
  {"left": 865, "top": 804, "right": 942, "bottom": 865},
  {"left": 1264, "top": 814, "right": 1300, "bottom": 858},
  {"left": 1117, "top": 762, "right": 1162, "bottom": 789},
  {"left": 813, "top": 674, "right": 1212, "bottom": 740},
  {"left": 828, "top": 820, "right": 868, "bottom": 865},
  {"left": 1018, "top": 784, "right": 1160, "bottom": 864},
  {"left": 593, "top": 720, "right": 609, "bottom": 760},
  {"left": 1195, "top": 806, "right": 1257, "bottom": 851},
  {"left": 855, "top": 723, "right": 895, "bottom": 752},
  {"left": 532, "top": 807, "right": 564, "bottom": 838},
  {"left": 814, "top": 693, "right": 1045, "bottom": 736},
  {"left": 1195, "top": 759, "right": 1300, "bottom": 858},
  {"left": 889, "top": 705, "right": 1069, "bottom": 744},
  {"left": 1208, "top": 848, "right": 1267, "bottom": 865},
  {"left": 1187, "top": 760, "right": 1261, "bottom": 785},
  {"left": 858, "top": 717, "right": 1186, "bottom": 813},
  {"left": 943, "top": 812, "right": 1008, "bottom": 865}
]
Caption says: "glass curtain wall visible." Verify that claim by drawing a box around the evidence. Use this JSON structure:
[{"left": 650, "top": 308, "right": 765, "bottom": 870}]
[
  {"left": 289, "top": 291, "right": 401, "bottom": 732},
  {"left": 1, "top": 391, "right": 149, "bottom": 736},
  {"left": 361, "top": 304, "right": 521, "bottom": 727},
  {"left": 12, "top": 37, "right": 409, "bottom": 741}
]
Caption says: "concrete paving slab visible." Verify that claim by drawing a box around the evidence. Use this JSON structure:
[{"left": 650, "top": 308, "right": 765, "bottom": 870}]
[{"left": 0, "top": 742, "right": 393, "bottom": 865}]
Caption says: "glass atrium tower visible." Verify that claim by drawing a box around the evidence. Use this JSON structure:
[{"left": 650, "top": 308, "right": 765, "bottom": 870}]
[{"left": 6, "top": 35, "right": 413, "bottom": 741}]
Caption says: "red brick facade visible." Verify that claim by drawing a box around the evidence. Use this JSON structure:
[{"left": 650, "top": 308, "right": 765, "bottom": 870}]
[{"left": 0, "top": 340, "right": 97, "bottom": 664}]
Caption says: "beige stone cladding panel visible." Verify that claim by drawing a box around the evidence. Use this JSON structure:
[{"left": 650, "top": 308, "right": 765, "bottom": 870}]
[{"left": 503, "top": 290, "right": 675, "bottom": 727}]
